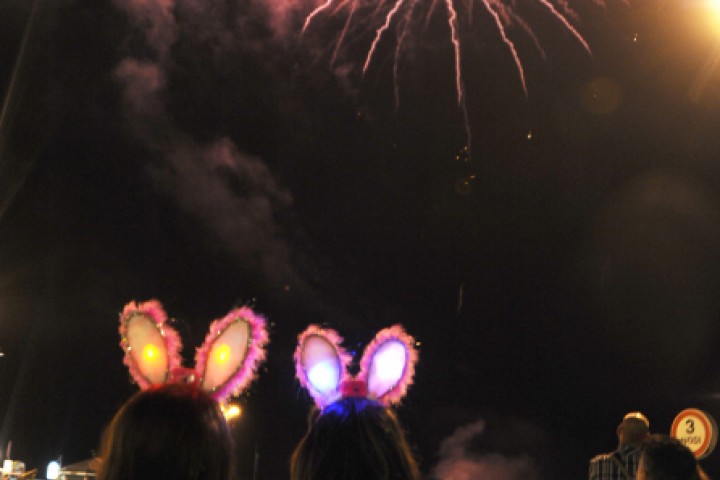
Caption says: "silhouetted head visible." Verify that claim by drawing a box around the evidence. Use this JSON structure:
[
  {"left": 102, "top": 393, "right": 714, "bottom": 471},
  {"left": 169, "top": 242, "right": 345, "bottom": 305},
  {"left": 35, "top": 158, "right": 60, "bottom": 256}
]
[
  {"left": 638, "top": 434, "right": 704, "bottom": 480},
  {"left": 290, "top": 397, "right": 421, "bottom": 480},
  {"left": 618, "top": 412, "right": 650, "bottom": 448},
  {"left": 97, "top": 383, "right": 235, "bottom": 480}
]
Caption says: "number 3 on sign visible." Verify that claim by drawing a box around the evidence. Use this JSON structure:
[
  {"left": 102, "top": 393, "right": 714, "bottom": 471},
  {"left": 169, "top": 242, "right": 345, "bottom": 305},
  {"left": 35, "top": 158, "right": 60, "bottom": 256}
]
[{"left": 671, "top": 409, "right": 717, "bottom": 460}]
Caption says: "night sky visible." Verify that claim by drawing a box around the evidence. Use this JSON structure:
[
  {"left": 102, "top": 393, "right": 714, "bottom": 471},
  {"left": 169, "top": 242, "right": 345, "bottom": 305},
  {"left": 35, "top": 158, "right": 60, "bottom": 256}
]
[{"left": 2, "top": 0, "right": 720, "bottom": 479}]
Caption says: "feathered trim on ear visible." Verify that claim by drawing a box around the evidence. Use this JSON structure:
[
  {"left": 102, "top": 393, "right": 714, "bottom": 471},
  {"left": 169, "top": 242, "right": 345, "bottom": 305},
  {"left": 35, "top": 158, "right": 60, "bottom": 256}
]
[
  {"left": 358, "top": 325, "right": 417, "bottom": 405},
  {"left": 194, "top": 306, "right": 269, "bottom": 403},
  {"left": 294, "top": 325, "right": 352, "bottom": 408},
  {"left": 119, "top": 300, "right": 183, "bottom": 389}
]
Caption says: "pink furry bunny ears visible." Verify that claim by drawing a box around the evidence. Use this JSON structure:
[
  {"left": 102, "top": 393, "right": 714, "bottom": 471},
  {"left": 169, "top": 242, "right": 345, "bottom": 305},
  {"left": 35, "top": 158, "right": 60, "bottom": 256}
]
[
  {"left": 119, "top": 299, "right": 269, "bottom": 403},
  {"left": 294, "top": 324, "right": 418, "bottom": 409}
]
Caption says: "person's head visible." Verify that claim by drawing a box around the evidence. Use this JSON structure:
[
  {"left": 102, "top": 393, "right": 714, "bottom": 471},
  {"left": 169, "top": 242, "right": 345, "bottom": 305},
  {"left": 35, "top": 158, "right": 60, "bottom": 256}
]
[
  {"left": 637, "top": 434, "right": 704, "bottom": 480},
  {"left": 97, "top": 383, "right": 235, "bottom": 480},
  {"left": 290, "top": 397, "right": 421, "bottom": 480},
  {"left": 618, "top": 411, "right": 650, "bottom": 448}
]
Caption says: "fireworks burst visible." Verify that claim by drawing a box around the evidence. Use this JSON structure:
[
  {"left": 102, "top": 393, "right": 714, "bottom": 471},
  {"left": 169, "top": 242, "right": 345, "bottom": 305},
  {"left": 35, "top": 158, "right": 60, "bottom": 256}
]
[{"left": 302, "top": 0, "right": 628, "bottom": 153}]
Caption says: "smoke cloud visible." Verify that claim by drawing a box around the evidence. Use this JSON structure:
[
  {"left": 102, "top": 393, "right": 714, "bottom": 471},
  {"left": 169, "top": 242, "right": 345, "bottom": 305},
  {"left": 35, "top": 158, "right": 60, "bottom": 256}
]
[
  {"left": 112, "top": 0, "right": 301, "bottom": 289},
  {"left": 114, "top": 58, "right": 166, "bottom": 119},
  {"left": 113, "top": 0, "right": 177, "bottom": 59},
  {"left": 432, "top": 419, "right": 545, "bottom": 480},
  {"left": 149, "top": 138, "right": 296, "bottom": 285}
]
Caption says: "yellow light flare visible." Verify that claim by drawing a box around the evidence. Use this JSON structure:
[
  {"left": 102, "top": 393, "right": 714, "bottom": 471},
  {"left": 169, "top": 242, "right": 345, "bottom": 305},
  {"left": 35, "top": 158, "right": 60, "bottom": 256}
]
[
  {"left": 221, "top": 403, "right": 242, "bottom": 421},
  {"left": 214, "top": 344, "right": 231, "bottom": 364},
  {"left": 143, "top": 344, "right": 159, "bottom": 362},
  {"left": 706, "top": 0, "right": 720, "bottom": 35}
]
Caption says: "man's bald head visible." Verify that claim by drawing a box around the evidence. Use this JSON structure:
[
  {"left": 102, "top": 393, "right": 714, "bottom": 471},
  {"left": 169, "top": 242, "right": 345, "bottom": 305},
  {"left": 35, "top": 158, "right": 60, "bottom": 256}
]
[{"left": 618, "top": 412, "right": 650, "bottom": 447}]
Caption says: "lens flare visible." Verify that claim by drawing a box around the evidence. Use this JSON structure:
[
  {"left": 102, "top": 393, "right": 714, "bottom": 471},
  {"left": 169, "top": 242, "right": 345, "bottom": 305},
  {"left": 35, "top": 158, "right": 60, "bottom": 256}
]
[{"left": 707, "top": 0, "right": 720, "bottom": 35}]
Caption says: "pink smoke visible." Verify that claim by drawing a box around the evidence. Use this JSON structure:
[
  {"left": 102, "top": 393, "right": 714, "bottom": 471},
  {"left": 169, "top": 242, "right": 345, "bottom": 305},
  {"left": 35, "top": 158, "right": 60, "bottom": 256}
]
[
  {"left": 113, "top": 59, "right": 166, "bottom": 118},
  {"left": 433, "top": 420, "right": 540, "bottom": 480},
  {"left": 113, "top": 0, "right": 177, "bottom": 59},
  {"left": 112, "top": 0, "right": 301, "bottom": 290},
  {"left": 148, "top": 138, "right": 297, "bottom": 287}
]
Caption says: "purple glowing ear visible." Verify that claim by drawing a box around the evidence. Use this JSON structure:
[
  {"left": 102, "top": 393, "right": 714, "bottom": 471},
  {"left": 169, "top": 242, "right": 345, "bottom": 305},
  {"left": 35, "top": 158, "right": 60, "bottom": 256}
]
[
  {"left": 195, "top": 307, "right": 269, "bottom": 403},
  {"left": 119, "top": 300, "right": 183, "bottom": 389},
  {"left": 359, "top": 325, "right": 417, "bottom": 405},
  {"left": 295, "top": 326, "right": 351, "bottom": 408}
]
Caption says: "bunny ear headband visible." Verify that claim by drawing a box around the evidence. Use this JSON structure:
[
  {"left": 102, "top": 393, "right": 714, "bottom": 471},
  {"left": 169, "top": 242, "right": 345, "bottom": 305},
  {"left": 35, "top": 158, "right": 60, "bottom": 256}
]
[
  {"left": 119, "top": 299, "right": 269, "bottom": 403},
  {"left": 294, "top": 324, "right": 418, "bottom": 409}
]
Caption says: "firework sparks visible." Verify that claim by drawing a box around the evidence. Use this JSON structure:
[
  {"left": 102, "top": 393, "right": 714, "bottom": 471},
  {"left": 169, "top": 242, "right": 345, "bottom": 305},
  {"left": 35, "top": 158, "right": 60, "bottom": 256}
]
[
  {"left": 305, "top": 0, "right": 613, "bottom": 93},
  {"left": 480, "top": 0, "right": 528, "bottom": 97},
  {"left": 303, "top": 0, "right": 625, "bottom": 153},
  {"left": 303, "top": 0, "right": 336, "bottom": 33}
]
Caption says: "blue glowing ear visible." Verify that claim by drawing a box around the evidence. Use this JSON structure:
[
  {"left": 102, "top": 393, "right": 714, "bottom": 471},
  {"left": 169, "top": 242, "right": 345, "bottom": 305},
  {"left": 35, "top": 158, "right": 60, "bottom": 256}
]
[
  {"left": 294, "top": 326, "right": 351, "bottom": 408},
  {"left": 359, "top": 325, "right": 417, "bottom": 405}
]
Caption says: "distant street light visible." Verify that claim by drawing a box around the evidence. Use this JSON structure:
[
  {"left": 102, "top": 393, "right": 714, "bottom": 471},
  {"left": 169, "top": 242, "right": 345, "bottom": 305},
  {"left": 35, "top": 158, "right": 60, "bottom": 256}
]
[
  {"left": 221, "top": 403, "right": 242, "bottom": 422},
  {"left": 46, "top": 461, "right": 60, "bottom": 480}
]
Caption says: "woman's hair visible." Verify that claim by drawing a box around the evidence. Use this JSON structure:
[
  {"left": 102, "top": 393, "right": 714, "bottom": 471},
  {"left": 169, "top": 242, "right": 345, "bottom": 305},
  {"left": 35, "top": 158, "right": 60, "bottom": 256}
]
[
  {"left": 290, "top": 397, "right": 421, "bottom": 480},
  {"left": 97, "top": 383, "right": 235, "bottom": 480},
  {"left": 640, "top": 434, "right": 704, "bottom": 480}
]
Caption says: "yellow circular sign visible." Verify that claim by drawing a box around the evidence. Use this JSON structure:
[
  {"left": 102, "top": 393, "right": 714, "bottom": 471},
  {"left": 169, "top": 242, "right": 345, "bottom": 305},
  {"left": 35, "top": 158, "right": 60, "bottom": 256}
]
[{"left": 670, "top": 408, "right": 717, "bottom": 459}]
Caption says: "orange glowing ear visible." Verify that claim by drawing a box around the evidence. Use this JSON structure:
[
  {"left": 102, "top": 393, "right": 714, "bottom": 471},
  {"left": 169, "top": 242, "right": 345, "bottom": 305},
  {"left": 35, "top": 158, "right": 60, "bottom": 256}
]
[
  {"left": 194, "top": 307, "right": 269, "bottom": 402},
  {"left": 120, "top": 300, "right": 183, "bottom": 389}
]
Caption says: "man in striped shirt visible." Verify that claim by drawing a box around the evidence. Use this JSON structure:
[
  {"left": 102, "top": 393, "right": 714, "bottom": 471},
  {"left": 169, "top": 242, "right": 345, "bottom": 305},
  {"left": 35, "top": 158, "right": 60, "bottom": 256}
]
[{"left": 589, "top": 412, "right": 650, "bottom": 480}]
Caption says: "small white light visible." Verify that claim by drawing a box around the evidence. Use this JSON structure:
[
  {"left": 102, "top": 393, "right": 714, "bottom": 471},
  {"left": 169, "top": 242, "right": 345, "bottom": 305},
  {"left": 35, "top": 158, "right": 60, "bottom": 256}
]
[
  {"left": 46, "top": 461, "right": 60, "bottom": 480},
  {"left": 2, "top": 459, "right": 12, "bottom": 474},
  {"left": 308, "top": 360, "right": 339, "bottom": 393}
]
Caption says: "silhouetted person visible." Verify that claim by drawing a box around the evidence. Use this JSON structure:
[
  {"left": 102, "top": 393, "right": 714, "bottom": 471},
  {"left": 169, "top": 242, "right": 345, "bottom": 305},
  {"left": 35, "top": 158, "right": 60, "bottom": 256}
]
[
  {"left": 637, "top": 434, "right": 708, "bottom": 480},
  {"left": 590, "top": 412, "right": 650, "bottom": 480},
  {"left": 292, "top": 324, "right": 421, "bottom": 480},
  {"left": 97, "top": 384, "right": 235, "bottom": 480},
  {"left": 290, "top": 396, "right": 421, "bottom": 480}
]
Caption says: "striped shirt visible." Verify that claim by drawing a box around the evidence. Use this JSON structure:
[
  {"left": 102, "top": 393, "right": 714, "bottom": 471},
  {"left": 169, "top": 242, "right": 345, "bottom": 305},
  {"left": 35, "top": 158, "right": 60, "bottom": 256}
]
[{"left": 589, "top": 445, "right": 642, "bottom": 480}]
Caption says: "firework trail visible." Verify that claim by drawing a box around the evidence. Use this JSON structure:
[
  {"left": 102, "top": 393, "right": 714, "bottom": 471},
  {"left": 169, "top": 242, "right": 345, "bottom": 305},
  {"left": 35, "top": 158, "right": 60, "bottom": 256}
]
[
  {"left": 0, "top": 0, "right": 42, "bottom": 223},
  {"left": 303, "top": 0, "right": 624, "bottom": 155}
]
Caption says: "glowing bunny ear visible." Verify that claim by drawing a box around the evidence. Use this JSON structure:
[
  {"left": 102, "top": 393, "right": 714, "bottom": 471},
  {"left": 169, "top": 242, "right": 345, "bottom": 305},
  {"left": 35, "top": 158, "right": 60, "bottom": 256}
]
[
  {"left": 358, "top": 325, "right": 417, "bottom": 405},
  {"left": 295, "top": 325, "right": 352, "bottom": 408},
  {"left": 194, "top": 307, "right": 269, "bottom": 402},
  {"left": 119, "top": 300, "right": 183, "bottom": 389}
]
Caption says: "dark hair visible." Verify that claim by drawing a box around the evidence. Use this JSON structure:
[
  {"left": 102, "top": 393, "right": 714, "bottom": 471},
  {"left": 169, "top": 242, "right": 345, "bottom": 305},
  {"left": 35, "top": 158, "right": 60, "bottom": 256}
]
[
  {"left": 290, "top": 397, "right": 421, "bottom": 480},
  {"left": 640, "top": 434, "right": 703, "bottom": 480},
  {"left": 97, "top": 384, "right": 235, "bottom": 480},
  {"left": 619, "top": 418, "right": 649, "bottom": 446}
]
